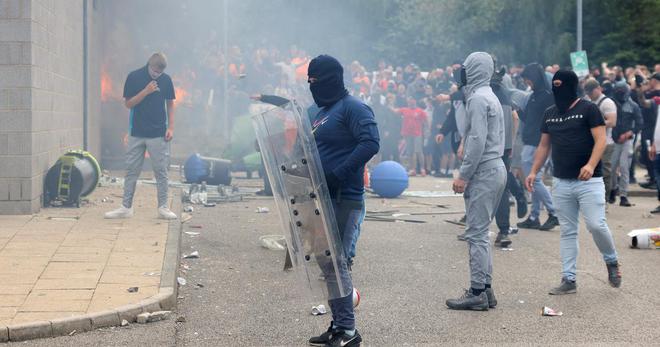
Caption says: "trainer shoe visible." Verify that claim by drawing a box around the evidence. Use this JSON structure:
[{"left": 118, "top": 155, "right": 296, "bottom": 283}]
[
  {"left": 494, "top": 233, "right": 512, "bottom": 248},
  {"left": 516, "top": 195, "right": 528, "bottom": 218},
  {"left": 539, "top": 215, "right": 559, "bottom": 231},
  {"left": 308, "top": 322, "right": 336, "bottom": 346},
  {"left": 608, "top": 189, "right": 617, "bottom": 204},
  {"left": 517, "top": 217, "right": 540, "bottom": 229},
  {"left": 485, "top": 287, "right": 498, "bottom": 308},
  {"left": 549, "top": 278, "right": 577, "bottom": 295},
  {"left": 158, "top": 207, "right": 178, "bottom": 220},
  {"left": 606, "top": 261, "right": 622, "bottom": 288},
  {"left": 104, "top": 206, "right": 133, "bottom": 219},
  {"left": 639, "top": 181, "right": 656, "bottom": 190},
  {"left": 651, "top": 206, "right": 660, "bottom": 214},
  {"left": 619, "top": 196, "right": 632, "bottom": 207},
  {"left": 325, "top": 329, "right": 362, "bottom": 347},
  {"left": 446, "top": 289, "right": 489, "bottom": 311},
  {"left": 457, "top": 232, "right": 467, "bottom": 241}
]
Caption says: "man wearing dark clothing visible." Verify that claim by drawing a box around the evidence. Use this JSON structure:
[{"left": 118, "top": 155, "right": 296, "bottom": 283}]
[
  {"left": 307, "top": 55, "right": 379, "bottom": 347},
  {"left": 517, "top": 63, "right": 559, "bottom": 231}
]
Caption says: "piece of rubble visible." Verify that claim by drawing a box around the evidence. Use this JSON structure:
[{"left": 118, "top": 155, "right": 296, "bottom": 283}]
[
  {"left": 183, "top": 251, "right": 200, "bottom": 259},
  {"left": 121, "top": 319, "right": 129, "bottom": 327},
  {"left": 127, "top": 287, "right": 139, "bottom": 293}
]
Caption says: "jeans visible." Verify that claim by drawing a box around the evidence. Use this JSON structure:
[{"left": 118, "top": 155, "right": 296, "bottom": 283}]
[
  {"left": 122, "top": 136, "right": 170, "bottom": 208},
  {"left": 521, "top": 145, "right": 555, "bottom": 220},
  {"left": 610, "top": 139, "right": 633, "bottom": 197},
  {"left": 495, "top": 150, "right": 526, "bottom": 234},
  {"left": 349, "top": 199, "right": 367, "bottom": 259},
  {"left": 464, "top": 163, "right": 506, "bottom": 289},
  {"left": 552, "top": 177, "right": 618, "bottom": 282},
  {"left": 654, "top": 156, "right": 660, "bottom": 201},
  {"left": 601, "top": 144, "right": 615, "bottom": 200},
  {"left": 327, "top": 199, "right": 363, "bottom": 331}
]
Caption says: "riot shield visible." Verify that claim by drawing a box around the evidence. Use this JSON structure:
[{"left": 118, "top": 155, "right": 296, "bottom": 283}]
[{"left": 252, "top": 100, "right": 351, "bottom": 301}]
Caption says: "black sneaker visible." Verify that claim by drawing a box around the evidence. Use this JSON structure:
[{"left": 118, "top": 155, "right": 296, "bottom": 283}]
[
  {"left": 606, "top": 261, "right": 622, "bottom": 288},
  {"left": 325, "top": 329, "right": 362, "bottom": 347},
  {"left": 651, "top": 206, "right": 660, "bottom": 214},
  {"left": 539, "top": 215, "right": 559, "bottom": 231},
  {"left": 639, "top": 181, "right": 656, "bottom": 190},
  {"left": 494, "top": 233, "right": 512, "bottom": 248},
  {"left": 485, "top": 288, "right": 497, "bottom": 308},
  {"left": 549, "top": 278, "right": 577, "bottom": 295},
  {"left": 619, "top": 196, "right": 632, "bottom": 207},
  {"left": 517, "top": 217, "right": 540, "bottom": 229},
  {"left": 309, "top": 322, "right": 336, "bottom": 346},
  {"left": 446, "top": 289, "right": 489, "bottom": 311},
  {"left": 516, "top": 195, "right": 528, "bottom": 219},
  {"left": 608, "top": 189, "right": 617, "bottom": 204}
]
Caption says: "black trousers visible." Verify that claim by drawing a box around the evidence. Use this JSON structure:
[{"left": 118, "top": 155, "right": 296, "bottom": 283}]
[{"left": 495, "top": 149, "right": 526, "bottom": 234}]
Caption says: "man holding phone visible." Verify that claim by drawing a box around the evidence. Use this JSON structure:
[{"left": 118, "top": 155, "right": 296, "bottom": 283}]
[{"left": 105, "top": 52, "right": 177, "bottom": 220}]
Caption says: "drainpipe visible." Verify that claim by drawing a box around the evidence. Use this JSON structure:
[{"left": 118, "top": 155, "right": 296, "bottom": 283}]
[{"left": 83, "top": 0, "right": 89, "bottom": 150}]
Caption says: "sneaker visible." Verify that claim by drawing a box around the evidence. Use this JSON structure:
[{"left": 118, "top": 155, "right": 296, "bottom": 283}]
[
  {"left": 420, "top": 169, "right": 427, "bottom": 177},
  {"left": 639, "top": 181, "right": 656, "bottom": 190},
  {"left": 619, "top": 196, "right": 632, "bottom": 207},
  {"left": 494, "top": 233, "right": 512, "bottom": 248},
  {"left": 325, "top": 329, "right": 362, "bottom": 347},
  {"left": 606, "top": 262, "right": 622, "bottom": 288},
  {"left": 516, "top": 195, "right": 528, "bottom": 219},
  {"left": 549, "top": 278, "right": 577, "bottom": 295},
  {"left": 158, "top": 207, "right": 178, "bottom": 220},
  {"left": 485, "top": 288, "right": 497, "bottom": 308},
  {"left": 104, "top": 206, "right": 134, "bottom": 219},
  {"left": 408, "top": 170, "right": 417, "bottom": 177},
  {"left": 457, "top": 232, "right": 467, "bottom": 241},
  {"left": 517, "top": 217, "right": 540, "bottom": 229},
  {"left": 539, "top": 215, "right": 559, "bottom": 231},
  {"left": 446, "top": 289, "right": 489, "bottom": 311},
  {"left": 651, "top": 206, "right": 660, "bottom": 214},
  {"left": 309, "top": 322, "right": 336, "bottom": 346},
  {"left": 608, "top": 189, "right": 617, "bottom": 204}
]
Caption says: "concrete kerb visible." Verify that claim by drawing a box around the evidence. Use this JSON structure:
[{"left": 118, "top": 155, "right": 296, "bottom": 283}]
[{"left": 4, "top": 190, "right": 183, "bottom": 342}]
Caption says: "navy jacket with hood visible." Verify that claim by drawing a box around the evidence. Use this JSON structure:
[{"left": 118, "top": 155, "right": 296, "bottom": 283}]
[{"left": 519, "top": 63, "right": 554, "bottom": 147}]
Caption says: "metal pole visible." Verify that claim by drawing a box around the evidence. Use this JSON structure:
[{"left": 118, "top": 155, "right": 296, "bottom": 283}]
[
  {"left": 577, "top": 0, "right": 583, "bottom": 51},
  {"left": 83, "top": 0, "right": 88, "bottom": 150},
  {"left": 223, "top": 0, "right": 229, "bottom": 146}
]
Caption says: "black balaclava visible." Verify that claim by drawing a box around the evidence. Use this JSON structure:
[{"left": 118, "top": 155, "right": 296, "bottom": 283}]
[
  {"left": 612, "top": 81, "right": 629, "bottom": 104},
  {"left": 307, "top": 55, "right": 348, "bottom": 107},
  {"left": 551, "top": 70, "right": 579, "bottom": 114}
]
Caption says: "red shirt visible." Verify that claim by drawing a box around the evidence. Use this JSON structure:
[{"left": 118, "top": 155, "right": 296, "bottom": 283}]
[{"left": 397, "top": 107, "right": 427, "bottom": 137}]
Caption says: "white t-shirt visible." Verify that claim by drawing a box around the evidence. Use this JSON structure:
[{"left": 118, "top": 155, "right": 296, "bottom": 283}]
[{"left": 594, "top": 94, "right": 617, "bottom": 145}]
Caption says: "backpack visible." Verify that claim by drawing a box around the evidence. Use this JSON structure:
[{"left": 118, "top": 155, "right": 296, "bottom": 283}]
[{"left": 598, "top": 96, "right": 625, "bottom": 141}]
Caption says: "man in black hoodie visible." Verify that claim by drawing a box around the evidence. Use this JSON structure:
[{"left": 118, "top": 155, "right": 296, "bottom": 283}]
[{"left": 517, "top": 63, "right": 559, "bottom": 231}]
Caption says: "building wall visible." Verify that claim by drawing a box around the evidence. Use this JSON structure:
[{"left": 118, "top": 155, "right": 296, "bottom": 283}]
[{"left": 0, "top": 0, "right": 98, "bottom": 214}]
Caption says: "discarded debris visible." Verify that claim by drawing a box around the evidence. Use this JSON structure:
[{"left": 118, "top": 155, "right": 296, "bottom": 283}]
[
  {"left": 47, "top": 216, "right": 79, "bottom": 221},
  {"left": 183, "top": 205, "right": 194, "bottom": 213},
  {"left": 121, "top": 319, "right": 129, "bottom": 327},
  {"left": 184, "top": 232, "right": 200, "bottom": 236},
  {"left": 195, "top": 283, "right": 204, "bottom": 288},
  {"left": 181, "top": 213, "right": 193, "bottom": 223},
  {"left": 127, "top": 287, "right": 139, "bottom": 293},
  {"left": 183, "top": 251, "right": 200, "bottom": 259},
  {"left": 176, "top": 316, "right": 186, "bottom": 323},
  {"left": 541, "top": 306, "right": 563, "bottom": 316},
  {"left": 203, "top": 203, "right": 217, "bottom": 207},
  {"left": 136, "top": 312, "right": 150, "bottom": 324},
  {"left": 68, "top": 330, "right": 77, "bottom": 336},
  {"left": 189, "top": 225, "right": 203, "bottom": 229},
  {"left": 311, "top": 304, "right": 327, "bottom": 315},
  {"left": 255, "top": 207, "right": 270, "bottom": 213},
  {"left": 142, "top": 272, "right": 159, "bottom": 277},
  {"left": 137, "top": 311, "right": 171, "bottom": 324},
  {"left": 499, "top": 248, "right": 515, "bottom": 251},
  {"left": 259, "top": 235, "right": 286, "bottom": 251},
  {"left": 177, "top": 277, "right": 187, "bottom": 286}
]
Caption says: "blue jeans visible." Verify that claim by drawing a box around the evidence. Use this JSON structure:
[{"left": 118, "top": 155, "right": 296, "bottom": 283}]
[
  {"left": 327, "top": 199, "right": 363, "bottom": 331},
  {"left": 521, "top": 145, "right": 555, "bottom": 220},
  {"left": 349, "top": 199, "right": 367, "bottom": 259},
  {"left": 552, "top": 177, "right": 618, "bottom": 281}
]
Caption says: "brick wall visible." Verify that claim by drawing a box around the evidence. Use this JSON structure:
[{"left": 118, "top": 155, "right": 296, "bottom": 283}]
[{"left": 0, "top": 0, "right": 98, "bottom": 214}]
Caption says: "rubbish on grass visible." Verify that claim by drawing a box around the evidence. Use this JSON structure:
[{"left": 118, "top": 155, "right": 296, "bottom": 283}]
[
  {"left": 255, "top": 207, "right": 270, "bottom": 213},
  {"left": 183, "top": 205, "right": 194, "bottom": 213},
  {"left": 259, "top": 235, "right": 286, "bottom": 250},
  {"left": 541, "top": 306, "right": 563, "bottom": 316},
  {"left": 627, "top": 227, "right": 660, "bottom": 249},
  {"left": 311, "top": 304, "right": 327, "bottom": 315},
  {"left": 177, "top": 277, "right": 187, "bottom": 286},
  {"left": 183, "top": 251, "right": 200, "bottom": 259},
  {"left": 127, "top": 287, "right": 139, "bottom": 293}
]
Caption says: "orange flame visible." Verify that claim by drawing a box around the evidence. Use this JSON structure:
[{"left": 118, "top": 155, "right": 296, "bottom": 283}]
[
  {"left": 174, "top": 86, "right": 189, "bottom": 106},
  {"left": 101, "top": 64, "right": 121, "bottom": 102}
]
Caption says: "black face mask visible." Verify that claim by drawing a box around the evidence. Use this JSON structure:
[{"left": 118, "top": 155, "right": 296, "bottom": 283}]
[
  {"left": 613, "top": 87, "right": 628, "bottom": 103},
  {"left": 453, "top": 65, "right": 467, "bottom": 88},
  {"left": 308, "top": 55, "right": 348, "bottom": 107},
  {"left": 551, "top": 70, "right": 579, "bottom": 114}
]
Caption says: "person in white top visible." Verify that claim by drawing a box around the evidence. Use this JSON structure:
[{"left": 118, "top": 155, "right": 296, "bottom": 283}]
[{"left": 584, "top": 79, "right": 617, "bottom": 203}]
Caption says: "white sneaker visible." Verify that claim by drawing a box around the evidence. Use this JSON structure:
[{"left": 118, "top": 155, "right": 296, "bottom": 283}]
[
  {"left": 104, "top": 206, "right": 134, "bottom": 219},
  {"left": 158, "top": 207, "right": 177, "bottom": 220}
]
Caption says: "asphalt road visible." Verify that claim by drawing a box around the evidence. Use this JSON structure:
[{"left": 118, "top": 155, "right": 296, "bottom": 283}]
[{"left": 12, "top": 177, "right": 660, "bottom": 346}]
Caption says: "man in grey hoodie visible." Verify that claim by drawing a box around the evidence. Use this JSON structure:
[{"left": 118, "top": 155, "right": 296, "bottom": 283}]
[{"left": 447, "top": 52, "right": 506, "bottom": 311}]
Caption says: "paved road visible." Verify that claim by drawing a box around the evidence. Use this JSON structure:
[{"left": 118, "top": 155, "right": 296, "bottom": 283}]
[{"left": 13, "top": 177, "right": 660, "bottom": 346}]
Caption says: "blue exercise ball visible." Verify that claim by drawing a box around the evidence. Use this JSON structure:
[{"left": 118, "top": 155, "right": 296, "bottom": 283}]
[{"left": 370, "top": 161, "right": 409, "bottom": 198}]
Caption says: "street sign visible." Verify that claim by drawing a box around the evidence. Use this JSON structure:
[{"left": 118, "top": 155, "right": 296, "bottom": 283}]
[{"left": 570, "top": 50, "right": 589, "bottom": 78}]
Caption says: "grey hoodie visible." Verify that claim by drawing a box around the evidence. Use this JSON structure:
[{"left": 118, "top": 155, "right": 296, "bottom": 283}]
[{"left": 459, "top": 52, "right": 505, "bottom": 181}]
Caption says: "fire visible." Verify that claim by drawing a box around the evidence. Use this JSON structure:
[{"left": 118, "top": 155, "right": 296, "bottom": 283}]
[
  {"left": 101, "top": 64, "right": 121, "bottom": 102},
  {"left": 174, "top": 86, "right": 189, "bottom": 106}
]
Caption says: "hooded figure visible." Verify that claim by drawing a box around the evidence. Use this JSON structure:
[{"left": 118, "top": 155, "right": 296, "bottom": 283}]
[
  {"left": 552, "top": 70, "right": 579, "bottom": 114},
  {"left": 307, "top": 55, "right": 349, "bottom": 107},
  {"left": 447, "top": 52, "right": 507, "bottom": 311}
]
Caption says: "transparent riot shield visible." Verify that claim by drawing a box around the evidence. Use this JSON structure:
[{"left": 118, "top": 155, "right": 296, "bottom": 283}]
[{"left": 252, "top": 99, "right": 350, "bottom": 301}]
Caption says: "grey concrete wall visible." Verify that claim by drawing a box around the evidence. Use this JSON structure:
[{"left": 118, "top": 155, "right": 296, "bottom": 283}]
[{"left": 0, "top": 0, "right": 95, "bottom": 214}]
